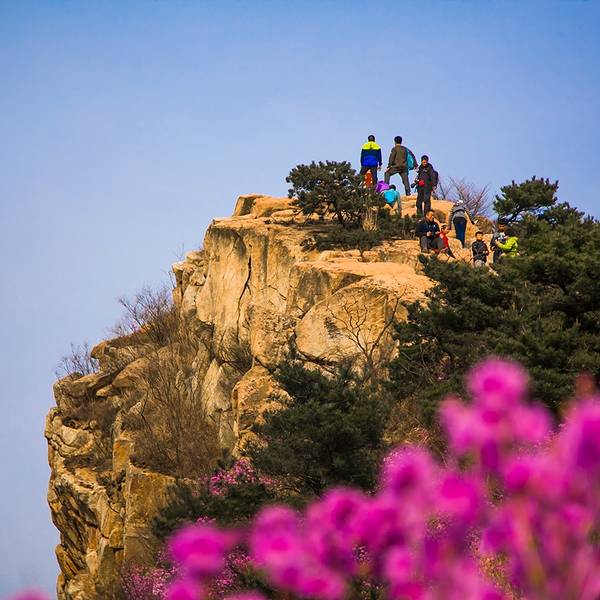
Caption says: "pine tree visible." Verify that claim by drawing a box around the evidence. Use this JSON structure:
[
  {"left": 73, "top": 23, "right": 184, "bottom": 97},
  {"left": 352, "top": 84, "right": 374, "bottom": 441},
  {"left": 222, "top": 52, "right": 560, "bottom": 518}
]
[
  {"left": 389, "top": 199, "right": 600, "bottom": 423},
  {"left": 286, "top": 160, "right": 380, "bottom": 228},
  {"left": 493, "top": 176, "right": 558, "bottom": 223},
  {"left": 247, "top": 362, "right": 391, "bottom": 498}
]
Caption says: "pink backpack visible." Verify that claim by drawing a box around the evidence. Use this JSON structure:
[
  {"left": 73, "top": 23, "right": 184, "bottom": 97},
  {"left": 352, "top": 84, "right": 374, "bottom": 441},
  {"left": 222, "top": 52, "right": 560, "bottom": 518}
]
[{"left": 375, "top": 181, "right": 390, "bottom": 194}]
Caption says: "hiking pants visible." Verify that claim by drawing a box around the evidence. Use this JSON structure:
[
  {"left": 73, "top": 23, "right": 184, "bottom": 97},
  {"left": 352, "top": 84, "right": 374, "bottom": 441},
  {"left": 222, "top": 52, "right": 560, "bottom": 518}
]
[
  {"left": 420, "top": 235, "right": 445, "bottom": 253},
  {"left": 360, "top": 166, "right": 378, "bottom": 185},
  {"left": 453, "top": 217, "right": 467, "bottom": 248},
  {"left": 416, "top": 187, "right": 432, "bottom": 217},
  {"left": 384, "top": 167, "right": 411, "bottom": 195}
]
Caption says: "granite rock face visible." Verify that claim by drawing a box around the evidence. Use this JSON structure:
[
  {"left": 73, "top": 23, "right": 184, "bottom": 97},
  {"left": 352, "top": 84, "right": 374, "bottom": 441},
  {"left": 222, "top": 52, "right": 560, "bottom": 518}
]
[{"left": 47, "top": 194, "right": 468, "bottom": 598}]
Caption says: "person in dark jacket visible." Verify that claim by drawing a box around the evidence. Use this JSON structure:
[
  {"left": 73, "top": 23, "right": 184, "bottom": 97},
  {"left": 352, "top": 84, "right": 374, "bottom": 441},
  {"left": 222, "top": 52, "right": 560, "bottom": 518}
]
[
  {"left": 416, "top": 210, "right": 444, "bottom": 253},
  {"left": 490, "top": 220, "right": 508, "bottom": 264},
  {"left": 384, "top": 135, "right": 417, "bottom": 195},
  {"left": 471, "top": 231, "right": 489, "bottom": 267},
  {"left": 413, "top": 155, "right": 438, "bottom": 217},
  {"left": 448, "top": 200, "right": 475, "bottom": 248},
  {"left": 360, "top": 135, "right": 382, "bottom": 185}
]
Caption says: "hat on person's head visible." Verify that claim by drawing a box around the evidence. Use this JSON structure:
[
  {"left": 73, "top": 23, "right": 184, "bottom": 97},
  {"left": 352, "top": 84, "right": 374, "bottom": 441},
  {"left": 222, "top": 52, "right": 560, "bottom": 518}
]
[
  {"left": 497, "top": 218, "right": 507, "bottom": 225},
  {"left": 455, "top": 199, "right": 464, "bottom": 205}
]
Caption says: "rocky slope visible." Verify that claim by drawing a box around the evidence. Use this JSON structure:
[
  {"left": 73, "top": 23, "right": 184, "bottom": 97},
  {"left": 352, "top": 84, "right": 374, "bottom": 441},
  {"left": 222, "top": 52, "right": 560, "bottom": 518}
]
[{"left": 46, "top": 194, "right": 474, "bottom": 598}]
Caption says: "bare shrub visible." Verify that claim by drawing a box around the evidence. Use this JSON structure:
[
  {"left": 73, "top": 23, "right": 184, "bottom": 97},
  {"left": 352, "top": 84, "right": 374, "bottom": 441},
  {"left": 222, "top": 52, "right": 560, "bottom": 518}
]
[
  {"left": 435, "top": 177, "right": 492, "bottom": 217},
  {"left": 119, "top": 288, "right": 220, "bottom": 479},
  {"left": 435, "top": 177, "right": 455, "bottom": 202},
  {"left": 130, "top": 343, "right": 221, "bottom": 479},
  {"left": 55, "top": 342, "right": 99, "bottom": 378},
  {"left": 325, "top": 288, "right": 404, "bottom": 384},
  {"left": 112, "top": 285, "right": 178, "bottom": 347}
]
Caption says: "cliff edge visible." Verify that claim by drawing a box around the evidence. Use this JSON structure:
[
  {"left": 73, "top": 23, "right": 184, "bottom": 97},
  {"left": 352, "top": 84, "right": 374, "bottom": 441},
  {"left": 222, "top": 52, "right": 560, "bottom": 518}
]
[{"left": 45, "top": 194, "right": 469, "bottom": 599}]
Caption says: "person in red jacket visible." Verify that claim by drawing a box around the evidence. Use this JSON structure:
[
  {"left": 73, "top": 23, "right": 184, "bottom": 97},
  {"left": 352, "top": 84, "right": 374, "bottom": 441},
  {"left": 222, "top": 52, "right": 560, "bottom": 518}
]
[{"left": 439, "top": 224, "right": 456, "bottom": 258}]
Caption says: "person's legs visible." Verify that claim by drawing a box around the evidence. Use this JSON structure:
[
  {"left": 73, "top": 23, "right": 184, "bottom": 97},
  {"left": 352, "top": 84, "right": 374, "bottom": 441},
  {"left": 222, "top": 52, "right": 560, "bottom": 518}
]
[
  {"left": 420, "top": 236, "right": 430, "bottom": 252},
  {"left": 384, "top": 167, "right": 395, "bottom": 184},
  {"left": 474, "top": 259, "right": 485, "bottom": 268},
  {"left": 423, "top": 189, "right": 432, "bottom": 213},
  {"left": 370, "top": 166, "right": 378, "bottom": 185},
  {"left": 416, "top": 188, "right": 424, "bottom": 217},
  {"left": 453, "top": 217, "right": 467, "bottom": 247},
  {"left": 400, "top": 170, "right": 411, "bottom": 196}
]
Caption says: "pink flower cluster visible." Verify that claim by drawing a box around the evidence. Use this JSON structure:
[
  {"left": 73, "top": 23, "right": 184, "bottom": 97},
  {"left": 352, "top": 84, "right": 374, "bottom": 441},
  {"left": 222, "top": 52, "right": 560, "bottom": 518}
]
[
  {"left": 164, "top": 359, "right": 600, "bottom": 600},
  {"left": 121, "top": 563, "right": 176, "bottom": 599},
  {"left": 203, "top": 458, "right": 272, "bottom": 497}
]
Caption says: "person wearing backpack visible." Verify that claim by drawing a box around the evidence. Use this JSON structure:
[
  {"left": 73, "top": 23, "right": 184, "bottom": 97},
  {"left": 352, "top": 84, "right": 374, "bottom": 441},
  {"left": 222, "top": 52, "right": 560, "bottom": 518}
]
[
  {"left": 448, "top": 200, "right": 476, "bottom": 248},
  {"left": 384, "top": 136, "right": 417, "bottom": 196},
  {"left": 360, "top": 135, "right": 382, "bottom": 185},
  {"left": 413, "top": 155, "right": 438, "bottom": 217}
]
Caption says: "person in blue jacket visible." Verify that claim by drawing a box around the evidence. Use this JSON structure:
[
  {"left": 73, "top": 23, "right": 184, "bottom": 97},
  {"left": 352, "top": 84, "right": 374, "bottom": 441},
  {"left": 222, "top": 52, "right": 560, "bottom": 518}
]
[{"left": 360, "top": 135, "right": 382, "bottom": 184}]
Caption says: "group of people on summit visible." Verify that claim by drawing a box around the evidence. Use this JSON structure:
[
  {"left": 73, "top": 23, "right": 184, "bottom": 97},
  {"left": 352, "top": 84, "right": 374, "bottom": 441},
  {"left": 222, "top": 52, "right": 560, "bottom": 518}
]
[
  {"left": 360, "top": 134, "right": 437, "bottom": 217},
  {"left": 359, "top": 134, "right": 519, "bottom": 265}
]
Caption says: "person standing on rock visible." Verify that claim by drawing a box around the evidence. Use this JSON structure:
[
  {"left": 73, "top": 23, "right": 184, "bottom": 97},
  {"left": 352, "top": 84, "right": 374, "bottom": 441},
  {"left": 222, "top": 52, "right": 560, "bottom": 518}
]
[
  {"left": 413, "top": 155, "right": 439, "bottom": 217},
  {"left": 472, "top": 231, "right": 490, "bottom": 267},
  {"left": 360, "top": 135, "right": 383, "bottom": 185},
  {"left": 384, "top": 136, "right": 417, "bottom": 196},
  {"left": 448, "top": 199, "right": 475, "bottom": 248}
]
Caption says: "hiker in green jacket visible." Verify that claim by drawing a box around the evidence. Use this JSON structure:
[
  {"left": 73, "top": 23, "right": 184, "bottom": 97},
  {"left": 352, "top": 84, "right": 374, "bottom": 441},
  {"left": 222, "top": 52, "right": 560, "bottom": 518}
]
[{"left": 495, "top": 227, "right": 519, "bottom": 258}]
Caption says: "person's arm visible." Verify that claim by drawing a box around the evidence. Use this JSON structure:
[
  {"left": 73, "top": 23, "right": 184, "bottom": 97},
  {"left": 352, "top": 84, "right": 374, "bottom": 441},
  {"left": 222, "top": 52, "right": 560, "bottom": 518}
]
[
  {"left": 495, "top": 237, "right": 516, "bottom": 252},
  {"left": 447, "top": 209, "right": 454, "bottom": 230},
  {"left": 360, "top": 148, "right": 366, "bottom": 165},
  {"left": 483, "top": 242, "right": 490, "bottom": 255},
  {"left": 387, "top": 147, "right": 396, "bottom": 169},
  {"left": 431, "top": 166, "right": 439, "bottom": 188},
  {"left": 377, "top": 147, "right": 382, "bottom": 167}
]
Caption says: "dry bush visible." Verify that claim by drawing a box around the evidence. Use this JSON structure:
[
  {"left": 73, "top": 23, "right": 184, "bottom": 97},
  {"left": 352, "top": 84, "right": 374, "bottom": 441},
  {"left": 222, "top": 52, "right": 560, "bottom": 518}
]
[
  {"left": 55, "top": 342, "right": 99, "bottom": 378},
  {"left": 325, "top": 288, "right": 404, "bottom": 385},
  {"left": 112, "top": 285, "right": 178, "bottom": 347},
  {"left": 435, "top": 177, "right": 492, "bottom": 217},
  {"left": 119, "top": 287, "right": 220, "bottom": 479}
]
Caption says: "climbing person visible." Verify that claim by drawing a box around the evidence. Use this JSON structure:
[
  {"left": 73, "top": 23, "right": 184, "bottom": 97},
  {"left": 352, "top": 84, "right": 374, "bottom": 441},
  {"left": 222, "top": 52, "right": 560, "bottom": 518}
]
[
  {"left": 360, "top": 135, "right": 382, "bottom": 186},
  {"left": 448, "top": 200, "right": 475, "bottom": 248},
  {"left": 490, "top": 219, "right": 508, "bottom": 264},
  {"left": 384, "top": 136, "right": 417, "bottom": 196},
  {"left": 416, "top": 210, "right": 444, "bottom": 254},
  {"left": 472, "top": 231, "right": 490, "bottom": 267},
  {"left": 439, "top": 224, "right": 456, "bottom": 258},
  {"left": 494, "top": 226, "right": 519, "bottom": 258},
  {"left": 383, "top": 184, "right": 401, "bottom": 218},
  {"left": 413, "top": 155, "right": 439, "bottom": 217}
]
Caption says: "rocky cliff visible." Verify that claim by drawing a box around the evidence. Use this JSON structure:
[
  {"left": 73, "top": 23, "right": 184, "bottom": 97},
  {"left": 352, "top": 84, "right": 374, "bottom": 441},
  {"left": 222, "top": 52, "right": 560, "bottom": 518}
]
[{"left": 46, "top": 195, "right": 472, "bottom": 599}]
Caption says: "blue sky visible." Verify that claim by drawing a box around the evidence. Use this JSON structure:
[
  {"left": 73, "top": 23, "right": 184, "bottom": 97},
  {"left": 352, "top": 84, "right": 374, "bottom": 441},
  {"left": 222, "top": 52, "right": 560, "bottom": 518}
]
[{"left": 1, "top": 0, "right": 599, "bottom": 595}]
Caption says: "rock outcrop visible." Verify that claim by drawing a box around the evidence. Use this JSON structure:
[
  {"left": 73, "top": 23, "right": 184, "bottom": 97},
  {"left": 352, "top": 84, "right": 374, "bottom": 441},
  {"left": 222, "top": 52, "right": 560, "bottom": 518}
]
[{"left": 46, "top": 194, "right": 473, "bottom": 598}]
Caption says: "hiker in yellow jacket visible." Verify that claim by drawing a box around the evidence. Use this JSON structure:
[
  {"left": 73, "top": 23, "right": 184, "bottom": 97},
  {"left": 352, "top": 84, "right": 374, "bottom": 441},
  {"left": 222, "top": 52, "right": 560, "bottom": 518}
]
[
  {"left": 360, "top": 135, "right": 382, "bottom": 185},
  {"left": 495, "top": 227, "right": 519, "bottom": 258}
]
